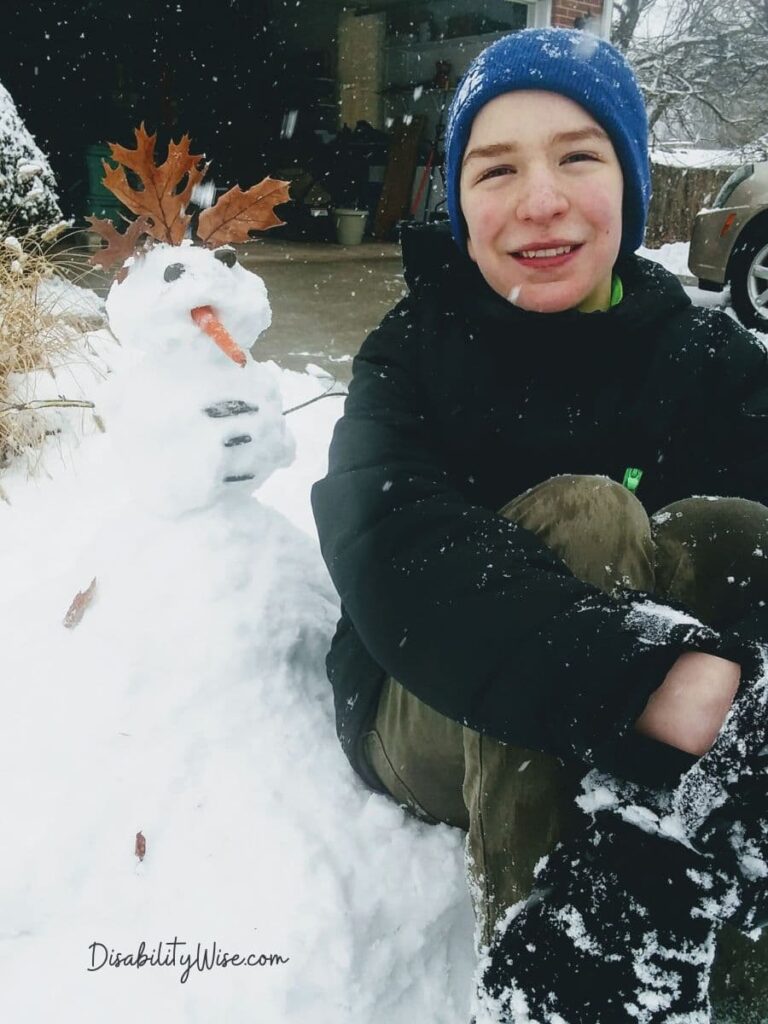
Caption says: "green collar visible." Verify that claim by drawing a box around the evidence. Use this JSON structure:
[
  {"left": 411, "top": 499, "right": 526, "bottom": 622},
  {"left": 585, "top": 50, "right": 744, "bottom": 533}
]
[{"left": 610, "top": 273, "right": 624, "bottom": 307}]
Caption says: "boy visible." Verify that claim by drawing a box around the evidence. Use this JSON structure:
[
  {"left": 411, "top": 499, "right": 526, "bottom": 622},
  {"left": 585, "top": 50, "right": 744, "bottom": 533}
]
[{"left": 312, "top": 28, "right": 768, "bottom": 1022}]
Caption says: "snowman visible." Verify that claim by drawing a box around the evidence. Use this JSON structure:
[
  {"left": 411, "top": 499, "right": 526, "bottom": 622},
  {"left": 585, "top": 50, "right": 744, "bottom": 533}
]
[
  {"left": 103, "top": 240, "right": 294, "bottom": 517},
  {"left": 83, "top": 127, "right": 338, "bottom": 684},
  {"left": 93, "top": 235, "right": 338, "bottom": 681},
  {"left": 84, "top": 127, "right": 301, "bottom": 516}
]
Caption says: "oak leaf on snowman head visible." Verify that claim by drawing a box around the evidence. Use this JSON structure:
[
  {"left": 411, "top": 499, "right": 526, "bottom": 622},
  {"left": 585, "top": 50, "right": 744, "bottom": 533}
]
[
  {"left": 87, "top": 123, "right": 290, "bottom": 277},
  {"left": 87, "top": 124, "right": 290, "bottom": 367}
]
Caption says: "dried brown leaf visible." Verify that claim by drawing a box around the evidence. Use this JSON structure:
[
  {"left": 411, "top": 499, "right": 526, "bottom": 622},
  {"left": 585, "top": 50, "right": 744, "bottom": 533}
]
[
  {"left": 86, "top": 214, "right": 153, "bottom": 273},
  {"left": 102, "top": 124, "right": 209, "bottom": 245},
  {"left": 135, "top": 831, "right": 146, "bottom": 862},
  {"left": 63, "top": 577, "right": 97, "bottom": 628},
  {"left": 197, "top": 177, "right": 290, "bottom": 246}
]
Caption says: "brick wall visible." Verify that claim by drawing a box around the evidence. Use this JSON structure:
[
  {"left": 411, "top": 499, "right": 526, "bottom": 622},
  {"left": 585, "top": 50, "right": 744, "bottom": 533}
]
[{"left": 551, "top": 0, "right": 605, "bottom": 29}]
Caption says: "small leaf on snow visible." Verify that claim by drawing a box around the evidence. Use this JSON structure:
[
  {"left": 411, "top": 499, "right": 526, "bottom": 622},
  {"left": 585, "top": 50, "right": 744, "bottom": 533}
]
[
  {"left": 135, "top": 831, "right": 146, "bottom": 862},
  {"left": 197, "top": 177, "right": 291, "bottom": 246},
  {"left": 63, "top": 577, "right": 97, "bottom": 628}
]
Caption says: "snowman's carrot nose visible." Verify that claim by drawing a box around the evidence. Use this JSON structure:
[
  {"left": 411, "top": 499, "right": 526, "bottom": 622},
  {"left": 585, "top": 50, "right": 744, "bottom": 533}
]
[{"left": 190, "top": 305, "right": 247, "bottom": 367}]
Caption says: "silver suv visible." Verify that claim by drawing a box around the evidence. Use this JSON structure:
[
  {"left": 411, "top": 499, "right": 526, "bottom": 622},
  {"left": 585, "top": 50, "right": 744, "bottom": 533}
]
[{"left": 688, "top": 161, "right": 768, "bottom": 333}]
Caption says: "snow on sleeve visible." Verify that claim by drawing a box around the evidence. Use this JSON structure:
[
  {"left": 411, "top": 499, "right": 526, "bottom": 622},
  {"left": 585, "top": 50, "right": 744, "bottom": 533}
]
[{"left": 625, "top": 598, "right": 709, "bottom": 646}]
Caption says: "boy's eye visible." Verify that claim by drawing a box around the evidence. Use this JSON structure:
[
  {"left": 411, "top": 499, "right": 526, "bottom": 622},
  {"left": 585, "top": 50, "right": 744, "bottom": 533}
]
[
  {"left": 562, "top": 152, "right": 598, "bottom": 164},
  {"left": 476, "top": 152, "right": 599, "bottom": 181},
  {"left": 477, "top": 166, "right": 515, "bottom": 182}
]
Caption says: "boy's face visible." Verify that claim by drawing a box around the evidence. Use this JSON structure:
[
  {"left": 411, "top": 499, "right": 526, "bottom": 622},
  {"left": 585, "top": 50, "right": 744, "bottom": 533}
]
[{"left": 459, "top": 90, "right": 624, "bottom": 314}]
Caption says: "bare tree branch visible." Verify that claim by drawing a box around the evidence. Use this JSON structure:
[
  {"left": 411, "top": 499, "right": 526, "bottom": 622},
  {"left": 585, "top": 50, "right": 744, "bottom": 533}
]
[
  {"left": 613, "top": 0, "right": 768, "bottom": 146},
  {"left": 613, "top": 0, "right": 661, "bottom": 51}
]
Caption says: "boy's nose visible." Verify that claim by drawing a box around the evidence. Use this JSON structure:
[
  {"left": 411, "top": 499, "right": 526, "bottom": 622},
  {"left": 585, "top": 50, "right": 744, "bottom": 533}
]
[{"left": 515, "top": 172, "right": 569, "bottom": 222}]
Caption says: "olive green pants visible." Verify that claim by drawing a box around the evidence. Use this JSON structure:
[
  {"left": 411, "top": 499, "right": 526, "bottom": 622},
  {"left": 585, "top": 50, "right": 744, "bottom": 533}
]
[{"left": 362, "top": 475, "right": 768, "bottom": 1020}]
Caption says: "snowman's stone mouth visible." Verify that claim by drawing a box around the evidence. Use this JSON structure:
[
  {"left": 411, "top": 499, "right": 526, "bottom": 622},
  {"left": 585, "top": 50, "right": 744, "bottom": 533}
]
[{"left": 204, "top": 400, "right": 260, "bottom": 418}]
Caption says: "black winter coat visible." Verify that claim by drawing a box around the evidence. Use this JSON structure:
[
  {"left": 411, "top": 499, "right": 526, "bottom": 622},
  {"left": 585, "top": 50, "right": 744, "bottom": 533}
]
[{"left": 311, "top": 223, "right": 768, "bottom": 792}]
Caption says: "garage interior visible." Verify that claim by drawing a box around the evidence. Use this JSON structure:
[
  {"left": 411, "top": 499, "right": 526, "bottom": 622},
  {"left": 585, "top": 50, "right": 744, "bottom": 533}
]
[{"left": 3, "top": 0, "right": 606, "bottom": 242}]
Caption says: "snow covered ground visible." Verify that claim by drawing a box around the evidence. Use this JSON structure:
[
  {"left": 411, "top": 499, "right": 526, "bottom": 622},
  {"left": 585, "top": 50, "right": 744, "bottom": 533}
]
[
  {"left": 0, "top": 248, "right": 474, "bottom": 1024},
  {"left": 0, "top": 244, "right": 760, "bottom": 1024}
]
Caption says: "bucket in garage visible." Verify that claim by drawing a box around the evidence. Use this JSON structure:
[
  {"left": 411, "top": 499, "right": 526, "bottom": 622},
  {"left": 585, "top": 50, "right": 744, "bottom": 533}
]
[{"left": 333, "top": 208, "right": 367, "bottom": 246}]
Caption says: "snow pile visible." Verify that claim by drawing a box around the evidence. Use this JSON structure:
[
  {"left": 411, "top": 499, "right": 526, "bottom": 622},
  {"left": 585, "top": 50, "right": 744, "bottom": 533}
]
[
  {"left": 0, "top": 80, "right": 63, "bottom": 235},
  {"left": 638, "top": 241, "right": 692, "bottom": 280},
  {"left": 0, "top": 249, "right": 473, "bottom": 1023},
  {"left": 650, "top": 147, "right": 746, "bottom": 170},
  {"left": 36, "top": 274, "right": 106, "bottom": 328}
]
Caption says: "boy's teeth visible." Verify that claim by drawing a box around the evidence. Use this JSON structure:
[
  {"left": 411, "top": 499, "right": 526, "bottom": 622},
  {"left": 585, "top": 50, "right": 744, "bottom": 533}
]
[{"left": 519, "top": 245, "right": 574, "bottom": 258}]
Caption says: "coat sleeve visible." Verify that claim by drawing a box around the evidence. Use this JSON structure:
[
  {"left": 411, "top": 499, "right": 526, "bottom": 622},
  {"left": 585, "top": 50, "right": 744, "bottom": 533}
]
[
  {"left": 699, "top": 312, "right": 768, "bottom": 505},
  {"left": 700, "top": 315, "right": 768, "bottom": 656},
  {"left": 311, "top": 296, "right": 722, "bottom": 774}
]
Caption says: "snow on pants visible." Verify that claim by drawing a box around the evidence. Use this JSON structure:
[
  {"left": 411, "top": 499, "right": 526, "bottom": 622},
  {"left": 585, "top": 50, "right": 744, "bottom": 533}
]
[{"left": 360, "top": 474, "right": 768, "bottom": 1020}]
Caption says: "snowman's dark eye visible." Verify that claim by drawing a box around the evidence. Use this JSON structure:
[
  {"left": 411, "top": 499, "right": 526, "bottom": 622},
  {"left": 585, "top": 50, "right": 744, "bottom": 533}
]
[
  {"left": 164, "top": 262, "right": 186, "bottom": 282},
  {"left": 214, "top": 248, "right": 237, "bottom": 269}
]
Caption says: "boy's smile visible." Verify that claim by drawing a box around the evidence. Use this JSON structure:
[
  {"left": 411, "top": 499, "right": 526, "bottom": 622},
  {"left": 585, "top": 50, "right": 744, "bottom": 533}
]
[{"left": 459, "top": 90, "right": 624, "bottom": 314}]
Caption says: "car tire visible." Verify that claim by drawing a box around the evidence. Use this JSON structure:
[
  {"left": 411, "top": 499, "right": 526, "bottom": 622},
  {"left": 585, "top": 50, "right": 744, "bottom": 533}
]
[{"left": 729, "top": 233, "right": 768, "bottom": 333}]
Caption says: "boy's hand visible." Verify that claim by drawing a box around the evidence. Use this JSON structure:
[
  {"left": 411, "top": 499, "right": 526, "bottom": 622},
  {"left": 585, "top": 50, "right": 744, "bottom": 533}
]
[{"left": 634, "top": 651, "right": 741, "bottom": 756}]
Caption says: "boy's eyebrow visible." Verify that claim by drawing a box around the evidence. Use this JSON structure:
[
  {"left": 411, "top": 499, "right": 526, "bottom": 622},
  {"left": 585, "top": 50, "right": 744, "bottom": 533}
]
[{"left": 462, "top": 126, "right": 610, "bottom": 167}]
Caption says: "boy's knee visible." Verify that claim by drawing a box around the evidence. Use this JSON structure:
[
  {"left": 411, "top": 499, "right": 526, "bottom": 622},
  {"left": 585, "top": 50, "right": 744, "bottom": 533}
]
[
  {"left": 653, "top": 495, "right": 768, "bottom": 542},
  {"left": 505, "top": 473, "right": 644, "bottom": 523},
  {"left": 652, "top": 496, "right": 768, "bottom": 571},
  {"left": 499, "top": 475, "right": 654, "bottom": 595},
  {"left": 653, "top": 496, "right": 768, "bottom": 628}
]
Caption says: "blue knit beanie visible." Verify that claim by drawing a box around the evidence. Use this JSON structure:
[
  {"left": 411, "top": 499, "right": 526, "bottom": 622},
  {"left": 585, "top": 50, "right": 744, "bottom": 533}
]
[{"left": 444, "top": 28, "right": 651, "bottom": 257}]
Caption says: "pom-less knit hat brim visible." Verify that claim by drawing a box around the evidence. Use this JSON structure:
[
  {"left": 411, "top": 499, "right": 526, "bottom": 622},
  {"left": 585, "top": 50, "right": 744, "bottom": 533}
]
[{"left": 444, "top": 28, "right": 651, "bottom": 257}]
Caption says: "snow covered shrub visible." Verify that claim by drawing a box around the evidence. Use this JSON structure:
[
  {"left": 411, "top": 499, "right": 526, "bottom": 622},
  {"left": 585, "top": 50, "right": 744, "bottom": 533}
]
[{"left": 0, "top": 79, "right": 65, "bottom": 237}]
